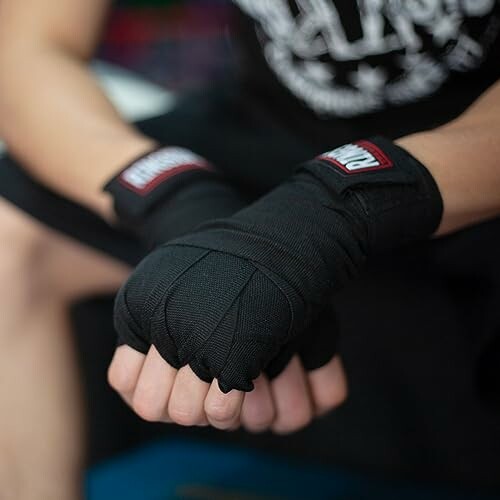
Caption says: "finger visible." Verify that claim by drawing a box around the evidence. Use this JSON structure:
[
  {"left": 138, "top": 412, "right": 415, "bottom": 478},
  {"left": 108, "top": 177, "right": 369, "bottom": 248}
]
[
  {"left": 108, "top": 345, "right": 146, "bottom": 406},
  {"left": 168, "top": 365, "right": 210, "bottom": 426},
  {"left": 204, "top": 379, "right": 245, "bottom": 430},
  {"left": 132, "top": 346, "right": 177, "bottom": 422},
  {"left": 241, "top": 375, "right": 275, "bottom": 433},
  {"left": 308, "top": 355, "right": 348, "bottom": 417},
  {"left": 271, "top": 356, "right": 313, "bottom": 435}
]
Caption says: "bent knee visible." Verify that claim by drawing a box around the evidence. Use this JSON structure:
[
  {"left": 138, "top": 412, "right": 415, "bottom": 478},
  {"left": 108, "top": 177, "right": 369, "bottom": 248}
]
[
  {"left": 0, "top": 198, "right": 129, "bottom": 305},
  {"left": 0, "top": 200, "right": 54, "bottom": 303}
]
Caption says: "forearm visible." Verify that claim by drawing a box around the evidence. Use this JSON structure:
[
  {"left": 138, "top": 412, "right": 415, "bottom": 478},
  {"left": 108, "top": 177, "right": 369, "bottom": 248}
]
[
  {"left": 0, "top": 43, "right": 155, "bottom": 219},
  {"left": 397, "top": 81, "right": 500, "bottom": 236}
]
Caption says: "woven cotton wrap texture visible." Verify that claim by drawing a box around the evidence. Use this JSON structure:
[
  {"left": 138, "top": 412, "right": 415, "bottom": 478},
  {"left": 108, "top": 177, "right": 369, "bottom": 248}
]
[
  {"left": 106, "top": 149, "right": 339, "bottom": 383},
  {"left": 114, "top": 138, "right": 443, "bottom": 392}
]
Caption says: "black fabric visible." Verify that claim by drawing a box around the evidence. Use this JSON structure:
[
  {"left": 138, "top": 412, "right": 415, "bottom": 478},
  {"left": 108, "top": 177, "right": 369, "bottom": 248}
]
[
  {"left": 303, "top": 137, "right": 444, "bottom": 252},
  {"left": 104, "top": 153, "right": 244, "bottom": 249},
  {"left": 114, "top": 138, "right": 442, "bottom": 392},
  {"left": 267, "top": 307, "right": 338, "bottom": 378},
  {"left": 104, "top": 144, "right": 339, "bottom": 376},
  {"left": 111, "top": 172, "right": 339, "bottom": 377},
  {"left": 0, "top": 87, "right": 338, "bottom": 378},
  {"left": 0, "top": 153, "right": 145, "bottom": 266},
  {"left": 232, "top": 1, "right": 500, "bottom": 145},
  {"left": 104, "top": 146, "right": 218, "bottom": 227}
]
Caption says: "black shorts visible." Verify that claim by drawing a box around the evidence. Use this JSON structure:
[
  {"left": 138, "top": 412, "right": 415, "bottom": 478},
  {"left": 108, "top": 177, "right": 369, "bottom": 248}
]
[{"left": 2, "top": 84, "right": 500, "bottom": 489}]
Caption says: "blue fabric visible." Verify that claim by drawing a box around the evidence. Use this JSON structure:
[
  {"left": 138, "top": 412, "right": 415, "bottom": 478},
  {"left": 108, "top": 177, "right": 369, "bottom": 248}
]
[{"left": 86, "top": 439, "right": 497, "bottom": 500}]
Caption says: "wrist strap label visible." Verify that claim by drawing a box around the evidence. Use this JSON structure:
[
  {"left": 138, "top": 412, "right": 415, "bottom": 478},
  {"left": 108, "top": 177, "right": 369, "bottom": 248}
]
[
  {"left": 119, "top": 147, "right": 213, "bottom": 195},
  {"left": 318, "top": 140, "right": 393, "bottom": 174}
]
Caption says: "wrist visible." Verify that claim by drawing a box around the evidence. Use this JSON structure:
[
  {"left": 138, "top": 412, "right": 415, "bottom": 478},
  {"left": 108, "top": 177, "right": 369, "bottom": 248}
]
[
  {"left": 300, "top": 137, "right": 444, "bottom": 253},
  {"left": 396, "top": 130, "right": 496, "bottom": 237},
  {"left": 94, "top": 135, "right": 158, "bottom": 221},
  {"left": 103, "top": 145, "right": 244, "bottom": 247}
]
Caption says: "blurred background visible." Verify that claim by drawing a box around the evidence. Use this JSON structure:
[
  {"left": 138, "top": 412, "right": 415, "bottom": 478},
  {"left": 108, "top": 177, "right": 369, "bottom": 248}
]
[
  {"left": 101, "top": 0, "right": 234, "bottom": 91},
  {"left": 93, "top": 0, "right": 234, "bottom": 125}
]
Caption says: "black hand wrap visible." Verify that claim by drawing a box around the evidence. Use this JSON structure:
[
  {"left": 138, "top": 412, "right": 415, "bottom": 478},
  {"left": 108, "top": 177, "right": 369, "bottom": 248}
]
[
  {"left": 265, "top": 308, "right": 338, "bottom": 379},
  {"left": 104, "top": 146, "right": 338, "bottom": 378},
  {"left": 104, "top": 146, "right": 244, "bottom": 248},
  {"left": 114, "top": 137, "right": 442, "bottom": 392}
]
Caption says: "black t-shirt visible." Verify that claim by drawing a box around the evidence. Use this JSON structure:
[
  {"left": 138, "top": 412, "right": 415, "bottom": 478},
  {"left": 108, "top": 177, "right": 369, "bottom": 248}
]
[{"left": 232, "top": 0, "right": 500, "bottom": 146}]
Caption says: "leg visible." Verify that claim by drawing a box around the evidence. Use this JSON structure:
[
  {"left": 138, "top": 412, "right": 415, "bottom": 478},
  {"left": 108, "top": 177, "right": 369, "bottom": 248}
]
[{"left": 0, "top": 198, "right": 129, "bottom": 500}]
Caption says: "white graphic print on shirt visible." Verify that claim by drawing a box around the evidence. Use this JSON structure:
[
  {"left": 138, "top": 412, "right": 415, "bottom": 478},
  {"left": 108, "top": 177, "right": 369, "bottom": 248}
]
[{"left": 233, "top": 0, "right": 500, "bottom": 117}]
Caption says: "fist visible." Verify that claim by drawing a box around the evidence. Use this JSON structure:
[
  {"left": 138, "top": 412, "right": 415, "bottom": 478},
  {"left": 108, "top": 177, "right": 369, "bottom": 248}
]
[{"left": 114, "top": 242, "right": 306, "bottom": 393}]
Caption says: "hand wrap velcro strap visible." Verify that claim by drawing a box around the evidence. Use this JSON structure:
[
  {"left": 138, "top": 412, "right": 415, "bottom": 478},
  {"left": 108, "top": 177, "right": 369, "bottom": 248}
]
[
  {"left": 103, "top": 146, "right": 243, "bottom": 247},
  {"left": 302, "top": 136, "right": 443, "bottom": 252},
  {"left": 113, "top": 137, "right": 442, "bottom": 392},
  {"left": 104, "top": 146, "right": 215, "bottom": 220}
]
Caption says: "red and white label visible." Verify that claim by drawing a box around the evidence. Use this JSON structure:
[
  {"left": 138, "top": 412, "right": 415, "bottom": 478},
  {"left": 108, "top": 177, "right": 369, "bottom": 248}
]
[
  {"left": 119, "top": 147, "right": 212, "bottom": 195},
  {"left": 319, "top": 140, "right": 393, "bottom": 174}
]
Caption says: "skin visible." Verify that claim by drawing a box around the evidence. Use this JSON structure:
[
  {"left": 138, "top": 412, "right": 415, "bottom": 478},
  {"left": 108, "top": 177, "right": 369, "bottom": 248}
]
[
  {"left": 108, "top": 347, "right": 348, "bottom": 433},
  {"left": 0, "top": 0, "right": 499, "bottom": 495}
]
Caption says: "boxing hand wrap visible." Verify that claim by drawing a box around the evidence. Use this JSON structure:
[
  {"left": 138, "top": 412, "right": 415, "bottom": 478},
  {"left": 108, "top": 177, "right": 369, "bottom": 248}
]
[
  {"left": 114, "top": 137, "right": 441, "bottom": 392},
  {"left": 103, "top": 146, "right": 243, "bottom": 248},
  {"left": 104, "top": 145, "right": 339, "bottom": 378},
  {"left": 306, "top": 137, "right": 443, "bottom": 253},
  {"left": 265, "top": 307, "right": 338, "bottom": 379}
]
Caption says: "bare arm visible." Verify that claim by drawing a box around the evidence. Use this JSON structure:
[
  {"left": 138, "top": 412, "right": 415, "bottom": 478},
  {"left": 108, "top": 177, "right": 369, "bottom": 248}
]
[
  {"left": 397, "top": 80, "right": 500, "bottom": 236},
  {"left": 0, "top": 0, "right": 155, "bottom": 219}
]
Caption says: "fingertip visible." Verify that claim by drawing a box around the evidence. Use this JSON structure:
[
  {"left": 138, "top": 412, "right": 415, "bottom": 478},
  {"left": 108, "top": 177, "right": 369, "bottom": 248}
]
[
  {"left": 241, "top": 375, "right": 275, "bottom": 433},
  {"left": 308, "top": 356, "right": 348, "bottom": 416},
  {"left": 204, "top": 380, "right": 244, "bottom": 430},
  {"left": 131, "top": 347, "right": 177, "bottom": 423},
  {"left": 168, "top": 365, "right": 210, "bottom": 426},
  {"left": 108, "top": 345, "right": 146, "bottom": 395},
  {"left": 270, "top": 356, "right": 314, "bottom": 434}
]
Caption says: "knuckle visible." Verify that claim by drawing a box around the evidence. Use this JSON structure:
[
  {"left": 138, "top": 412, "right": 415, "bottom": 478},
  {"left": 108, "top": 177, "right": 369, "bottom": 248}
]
[
  {"left": 107, "top": 363, "right": 134, "bottom": 395},
  {"left": 332, "top": 383, "right": 348, "bottom": 405},
  {"left": 318, "top": 385, "right": 348, "bottom": 413},
  {"left": 253, "top": 407, "right": 275, "bottom": 427},
  {"left": 132, "top": 392, "right": 164, "bottom": 422},
  {"left": 168, "top": 406, "right": 199, "bottom": 426},
  {"left": 241, "top": 404, "right": 275, "bottom": 432},
  {"left": 106, "top": 364, "right": 121, "bottom": 391},
  {"left": 205, "top": 400, "right": 237, "bottom": 423}
]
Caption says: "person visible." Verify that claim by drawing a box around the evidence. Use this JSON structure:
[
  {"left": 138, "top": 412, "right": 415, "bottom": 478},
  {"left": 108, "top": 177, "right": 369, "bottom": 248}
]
[
  {"left": 0, "top": 1, "right": 347, "bottom": 498},
  {"left": 0, "top": 0, "right": 499, "bottom": 499}
]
